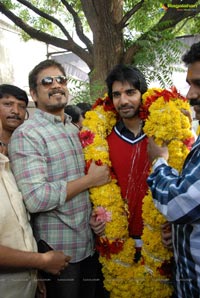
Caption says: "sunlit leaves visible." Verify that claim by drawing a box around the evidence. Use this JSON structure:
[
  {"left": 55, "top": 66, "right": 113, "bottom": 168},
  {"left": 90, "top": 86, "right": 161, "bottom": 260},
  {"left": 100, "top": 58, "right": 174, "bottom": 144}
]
[{"left": 134, "top": 33, "right": 184, "bottom": 88}]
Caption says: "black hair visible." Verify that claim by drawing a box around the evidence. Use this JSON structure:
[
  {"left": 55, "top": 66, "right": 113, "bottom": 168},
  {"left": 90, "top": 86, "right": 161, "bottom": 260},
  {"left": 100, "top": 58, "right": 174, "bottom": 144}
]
[
  {"left": 0, "top": 84, "right": 29, "bottom": 106},
  {"left": 29, "top": 59, "right": 66, "bottom": 91},
  {"left": 64, "top": 104, "right": 82, "bottom": 123},
  {"left": 182, "top": 42, "right": 200, "bottom": 65},
  {"left": 105, "top": 64, "right": 148, "bottom": 99},
  {"left": 76, "top": 102, "right": 92, "bottom": 117}
]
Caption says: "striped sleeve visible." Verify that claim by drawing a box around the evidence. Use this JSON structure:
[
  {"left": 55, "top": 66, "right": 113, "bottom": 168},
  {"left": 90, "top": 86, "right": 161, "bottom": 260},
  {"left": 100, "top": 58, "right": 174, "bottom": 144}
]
[{"left": 147, "top": 150, "right": 200, "bottom": 224}]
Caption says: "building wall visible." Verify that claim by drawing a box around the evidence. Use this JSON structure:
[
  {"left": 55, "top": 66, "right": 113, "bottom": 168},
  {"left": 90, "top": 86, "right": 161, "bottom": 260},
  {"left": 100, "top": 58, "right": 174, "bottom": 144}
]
[
  {"left": 0, "top": 19, "right": 51, "bottom": 91},
  {"left": 0, "top": 19, "right": 89, "bottom": 113},
  {"left": 0, "top": 19, "right": 63, "bottom": 114}
]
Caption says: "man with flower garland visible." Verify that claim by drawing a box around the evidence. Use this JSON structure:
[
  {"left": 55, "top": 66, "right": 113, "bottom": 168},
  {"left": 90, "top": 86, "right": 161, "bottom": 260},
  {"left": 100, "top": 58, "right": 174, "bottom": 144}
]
[
  {"left": 91, "top": 64, "right": 151, "bottom": 261},
  {"left": 147, "top": 41, "right": 200, "bottom": 298}
]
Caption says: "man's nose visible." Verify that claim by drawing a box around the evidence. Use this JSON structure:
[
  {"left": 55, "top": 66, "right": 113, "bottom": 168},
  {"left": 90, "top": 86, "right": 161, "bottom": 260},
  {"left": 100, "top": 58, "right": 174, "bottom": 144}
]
[
  {"left": 120, "top": 92, "right": 129, "bottom": 103},
  {"left": 51, "top": 79, "right": 61, "bottom": 87},
  {"left": 11, "top": 104, "right": 20, "bottom": 114}
]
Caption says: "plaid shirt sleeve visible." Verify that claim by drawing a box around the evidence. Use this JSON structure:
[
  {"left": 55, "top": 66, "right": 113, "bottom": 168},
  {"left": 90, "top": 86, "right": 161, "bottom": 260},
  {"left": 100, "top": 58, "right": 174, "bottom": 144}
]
[
  {"left": 147, "top": 142, "right": 200, "bottom": 224},
  {"left": 9, "top": 127, "right": 67, "bottom": 213}
]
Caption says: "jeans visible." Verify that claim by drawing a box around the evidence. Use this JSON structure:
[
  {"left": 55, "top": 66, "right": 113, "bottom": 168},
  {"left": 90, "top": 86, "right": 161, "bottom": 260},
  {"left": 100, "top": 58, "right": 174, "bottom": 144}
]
[{"left": 40, "top": 252, "right": 108, "bottom": 298}]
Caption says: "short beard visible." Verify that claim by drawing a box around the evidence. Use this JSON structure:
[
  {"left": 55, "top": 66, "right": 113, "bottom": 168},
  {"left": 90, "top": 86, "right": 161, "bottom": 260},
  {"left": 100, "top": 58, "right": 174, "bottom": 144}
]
[
  {"left": 118, "top": 107, "right": 139, "bottom": 119},
  {"left": 46, "top": 102, "right": 67, "bottom": 112}
]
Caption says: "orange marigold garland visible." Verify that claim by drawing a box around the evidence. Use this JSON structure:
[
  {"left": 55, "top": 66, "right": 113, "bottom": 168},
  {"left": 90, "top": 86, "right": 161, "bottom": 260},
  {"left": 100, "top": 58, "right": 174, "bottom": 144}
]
[{"left": 79, "top": 88, "right": 194, "bottom": 298}]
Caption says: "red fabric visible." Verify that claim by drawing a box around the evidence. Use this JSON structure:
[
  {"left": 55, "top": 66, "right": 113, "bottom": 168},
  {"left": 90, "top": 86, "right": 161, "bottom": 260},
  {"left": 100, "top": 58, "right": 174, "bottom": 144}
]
[{"left": 107, "top": 130, "right": 150, "bottom": 237}]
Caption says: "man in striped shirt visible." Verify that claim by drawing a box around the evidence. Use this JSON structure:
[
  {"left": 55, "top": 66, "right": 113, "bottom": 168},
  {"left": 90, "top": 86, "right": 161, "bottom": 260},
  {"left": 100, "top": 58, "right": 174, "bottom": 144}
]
[
  {"left": 147, "top": 41, "right": 200, "bottom": 298},
  {"left": 9, "top": 59, "right": 110, "bottom": 298}
]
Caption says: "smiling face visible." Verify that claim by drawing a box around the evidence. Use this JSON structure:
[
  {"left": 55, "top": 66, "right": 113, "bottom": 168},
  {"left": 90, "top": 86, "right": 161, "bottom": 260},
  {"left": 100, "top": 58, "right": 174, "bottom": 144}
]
[
  {"left": 30, "top": 66, "right": 69, "bottom": 117},
  {"left": 186, "top": 61, "right": 200, "bottom": 120},
  {"left": 111, "top": 81, "right": 142, "bottom": 119}
]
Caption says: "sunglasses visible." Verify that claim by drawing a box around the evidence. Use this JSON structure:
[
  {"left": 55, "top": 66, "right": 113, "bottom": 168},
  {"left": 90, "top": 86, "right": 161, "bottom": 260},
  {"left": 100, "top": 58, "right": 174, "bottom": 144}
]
[{"left": 39, "top": 76, "right": 68, "bottom": 87}]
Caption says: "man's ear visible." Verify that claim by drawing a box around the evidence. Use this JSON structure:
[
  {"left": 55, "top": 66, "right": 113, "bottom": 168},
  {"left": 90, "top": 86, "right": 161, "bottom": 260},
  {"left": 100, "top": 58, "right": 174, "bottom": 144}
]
[{"left": 30, "top": 89, "right": 38, "bottom": 107}]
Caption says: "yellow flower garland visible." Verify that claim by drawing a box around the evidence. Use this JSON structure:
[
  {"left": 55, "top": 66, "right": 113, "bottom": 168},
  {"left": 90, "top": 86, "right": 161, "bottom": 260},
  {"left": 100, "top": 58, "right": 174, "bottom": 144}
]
[
  {"left": 79, "top": 88, "right": 194, "bottom": 298},
  {"left": 140, "top": 88, "right": 194, "bottom": 296}
]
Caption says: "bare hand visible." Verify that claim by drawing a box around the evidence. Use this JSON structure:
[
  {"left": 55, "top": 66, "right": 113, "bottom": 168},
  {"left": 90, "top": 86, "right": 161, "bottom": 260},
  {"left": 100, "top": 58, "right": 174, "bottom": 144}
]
[
  {"left": 161, "top": 222, "right": 173, "bottom": 250},
  {"left": 41, "top": 251, "right": 71, "bottom": 275},
  {"left": 90, "top": 211, "right": 106, "bottom": 236},
  {"left": 147, "top": 137, "right": 169, "bottom": 163},
  {"left": 87, "top": 160, "right": 111, "bottom": 187}
]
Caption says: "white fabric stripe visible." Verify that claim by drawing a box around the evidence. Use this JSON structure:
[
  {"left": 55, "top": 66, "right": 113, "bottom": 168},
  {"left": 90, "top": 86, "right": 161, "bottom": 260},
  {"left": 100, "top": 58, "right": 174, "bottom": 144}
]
[{"left": 114, "top": 126, "right": 146, "bottom": 144}]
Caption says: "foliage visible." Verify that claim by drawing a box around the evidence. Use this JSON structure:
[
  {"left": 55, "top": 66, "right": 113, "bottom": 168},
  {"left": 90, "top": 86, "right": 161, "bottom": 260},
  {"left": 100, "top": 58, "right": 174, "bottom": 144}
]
[
  {"left": 68, "top": 78, "right": 90, "bottom": 104},
  {"left": 0, "top": 0, "right": 200, "bottom": 97},
  {"left": 69, "top": 77, "right": 105, "bottom": 105},
  {"left": 134, "top": 31, "right": 185, "bottom": 87},
  {"left": 125, "top": 0, "right": 163, "bottom": 35},
  {"left": 176, "top": 15, "right": 200, "bottom": 35}
]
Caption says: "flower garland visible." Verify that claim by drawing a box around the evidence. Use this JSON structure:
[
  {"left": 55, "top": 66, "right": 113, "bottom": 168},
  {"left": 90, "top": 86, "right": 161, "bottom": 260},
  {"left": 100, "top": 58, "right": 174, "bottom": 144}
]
[
  {"left": 139, "top": 87, "right": 194, "bottom": 296},
  {"left": 79, "top": 87, "right": 194, "bottom": 298}
]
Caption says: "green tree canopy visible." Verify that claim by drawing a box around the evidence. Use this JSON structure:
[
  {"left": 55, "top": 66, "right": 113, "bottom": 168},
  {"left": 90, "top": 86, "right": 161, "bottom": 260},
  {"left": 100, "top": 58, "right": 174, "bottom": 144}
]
[{"left": 0, "top": 0, "right": 199, "bottom": 99}]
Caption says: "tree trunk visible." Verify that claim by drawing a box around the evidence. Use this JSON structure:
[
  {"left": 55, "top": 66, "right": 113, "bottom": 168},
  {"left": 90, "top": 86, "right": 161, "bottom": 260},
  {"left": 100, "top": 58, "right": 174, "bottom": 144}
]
[{"left": 81, "top": 0, "right": 124, "bottom": 97}]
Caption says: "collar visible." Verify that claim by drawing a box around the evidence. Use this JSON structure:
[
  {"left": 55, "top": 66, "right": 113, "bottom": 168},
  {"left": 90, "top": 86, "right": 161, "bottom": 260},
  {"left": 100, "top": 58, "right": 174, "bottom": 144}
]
[
  {"left": 35, "top": 109, "right": 71, "bottom": 125},
  {"left": 116, "top": 119, "right": 144, "bottom": 139}
]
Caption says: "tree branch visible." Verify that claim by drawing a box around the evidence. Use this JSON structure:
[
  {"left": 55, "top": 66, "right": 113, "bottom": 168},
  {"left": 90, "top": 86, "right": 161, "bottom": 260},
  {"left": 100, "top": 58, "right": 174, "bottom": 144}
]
[
  {"left": 173, "top": 16, "right": 194, "bottom": 35},
  {"left": 123, "top": 43, "right": 141, "bottom": 64},
  {"left": 118, "top": 0, "right": 145, "bottom": 29},
  {"left": 0, "top": 2, "right": 93, "bottom": 69},
  {"left": 61, "top": 0, "right": 93, "bottom": 54},
  {"left": 123, "top": 0, "right": 200, "bottom": 64},
  {"left": 154, "top": 0, "right": 200, "bottom": 31},
  {"left": 16, "top": 0, "right": 72, "bottom": 40}
]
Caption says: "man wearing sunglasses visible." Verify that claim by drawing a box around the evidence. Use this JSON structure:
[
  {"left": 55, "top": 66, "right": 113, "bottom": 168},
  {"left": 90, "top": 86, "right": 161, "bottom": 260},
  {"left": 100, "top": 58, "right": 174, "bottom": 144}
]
[
  {"left": 9, "top": 59, "right": 110, "bottom": 298},
  {"left": 0, "top": 86, "right": 71, "bottom": 298}
]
